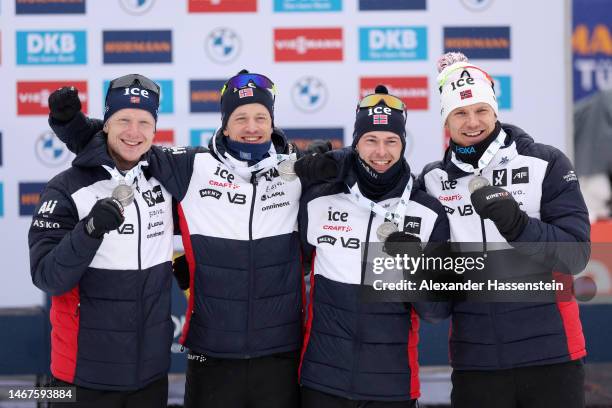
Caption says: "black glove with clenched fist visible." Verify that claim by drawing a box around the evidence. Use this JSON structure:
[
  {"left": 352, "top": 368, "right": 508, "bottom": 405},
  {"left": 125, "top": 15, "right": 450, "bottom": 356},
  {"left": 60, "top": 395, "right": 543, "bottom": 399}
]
[
  {"left": 294, "top": 153, "right": 339, "bottom": 182},
  {"left": 470, "top": 185, "right": 529, "bottom": 241},
  {"left": 383, "top": 231, "right": 422, "bottom": 258},
  {"left": 172, "top": 254, "right": 190, "bottom": 290},
  {"left": 84, "top": 198, "right": 125, "bottom": 239},
  {"left": 305, "top": 139, "right": 333, "bottom": 155},
  {"left": 48, "top": 86, "right": 82, "bottom": 123}
]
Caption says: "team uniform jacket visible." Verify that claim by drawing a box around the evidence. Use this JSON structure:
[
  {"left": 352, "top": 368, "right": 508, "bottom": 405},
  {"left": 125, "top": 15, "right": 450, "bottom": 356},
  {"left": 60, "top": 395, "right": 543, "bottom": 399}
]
[
  {"left": 51, "top": 115, "right": 304, "bottom": 359},
  {"left": 417, "top": 123, "right": 590, "bottom": 370},
  {"left": 298, "top": 151, "right": 450, "bottom": 401},
  {"left": 28, "top": 135, "right": 174, "bottom": 390}
]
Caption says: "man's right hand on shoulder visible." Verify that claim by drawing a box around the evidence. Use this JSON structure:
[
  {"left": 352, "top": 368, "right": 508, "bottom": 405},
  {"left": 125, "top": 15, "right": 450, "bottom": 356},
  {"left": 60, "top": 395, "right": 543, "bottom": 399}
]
[
  {"left": 49, "top": 86, "right": 82, "bottom": 123},
  {"left": 84, "top": 198, "right": 125, "bottom": 239}
]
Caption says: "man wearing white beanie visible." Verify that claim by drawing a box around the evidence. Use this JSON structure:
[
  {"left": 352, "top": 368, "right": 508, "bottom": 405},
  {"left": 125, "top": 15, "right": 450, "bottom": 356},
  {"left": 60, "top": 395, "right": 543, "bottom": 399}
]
[{"left": 417, "top": 52, "right": 590, "bottom": 407}]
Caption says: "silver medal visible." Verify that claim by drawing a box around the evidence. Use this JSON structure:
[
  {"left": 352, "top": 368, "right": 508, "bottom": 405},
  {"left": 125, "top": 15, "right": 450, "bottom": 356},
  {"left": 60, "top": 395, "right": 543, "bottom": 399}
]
[
  {"left": 278, "top": 158, "right": 297, "bottom": 182},
  {"left": 112, "top": 182, "right": 134, "bottom": 207},
  {"left": 376, "top": 221, "right": 398, "bottom": 242},
  {"left": 468, "top": 175, "right": 490, "bottom": 194}
]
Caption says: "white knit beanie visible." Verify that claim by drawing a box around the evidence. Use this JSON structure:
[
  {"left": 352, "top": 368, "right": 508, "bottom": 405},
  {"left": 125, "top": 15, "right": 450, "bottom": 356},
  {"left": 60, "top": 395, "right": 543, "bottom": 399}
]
[{"left": 436, "top": 52, "right": 498, "bottom": 124}]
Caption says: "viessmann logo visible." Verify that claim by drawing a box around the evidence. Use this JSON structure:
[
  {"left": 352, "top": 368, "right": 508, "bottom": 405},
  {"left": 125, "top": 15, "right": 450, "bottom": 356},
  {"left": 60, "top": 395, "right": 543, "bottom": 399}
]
[
  {"left": 17, "top": 81, "right": 88, "bottom": 115},
  {"left": 274, "top": 28, "right": 343, "bottom": 62},
  {"left": 360, "top": 77, "right": 428, "bottom": 110}
]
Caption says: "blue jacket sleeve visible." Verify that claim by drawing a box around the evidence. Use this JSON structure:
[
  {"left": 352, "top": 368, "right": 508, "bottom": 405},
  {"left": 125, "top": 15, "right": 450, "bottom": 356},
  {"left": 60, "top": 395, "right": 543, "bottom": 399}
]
[
  {"left": 28, "top": 185, "right": 102, "bottom": 296},
  {"left": 49, "top": 112, "right": 103, "bottom": 155},
  {"left": 514, "top": 149, "right": 591, "bottom": 274},
  {"left": 145, "top": 145, "right": 205, "bottom": 201}
]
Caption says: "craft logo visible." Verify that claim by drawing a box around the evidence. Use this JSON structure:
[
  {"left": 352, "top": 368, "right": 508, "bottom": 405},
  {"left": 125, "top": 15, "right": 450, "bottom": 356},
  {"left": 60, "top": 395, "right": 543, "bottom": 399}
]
[
  {"left": 0, "top": 182, "right": 3, "bottom": 217},
  {"left": 103, "top": 79, "right": 173, "bottom": 113},
  {"left": 188, "top": 0, "right": 256, "bottom": 12},
  {"left": 35, "top": 131, "right": 72, "bottom": 167},
  {"left": 205, "top": 28, "right": 241, "bottom": 63},
  {"left": 274, "top": 28, "right": 343, "bottom": 62},
  {"left": 120, "top": 0, "right": 156, "bottom": 15},
  {"left": 291, "top": 76, "right": 327, "bottom": 112},
  {"left": 155, "top": 130, "right": 174, "bottom": 147},
  {"left": 359, "top": 0, "right": 426, "bottom": 11},
  {"left": 491, "top": 75, "right": 511, "bottom": 110},
  {"left": 19, "top": 182, "right": 47, "bottom": 216},
  {"left": 17, "top": 81, "right": 88, "bottom": 115},
  {"left": 190, "top": 129, "right": 216, "bottom": 147},
  {"left": 282, "top": 128, "right": 344, "bottom": 151},
  {"left": 16, "top": 0, "right": 86, "bottom": 14},
  {"left": 274, "top": 0, "right": 341, "bottom": 12},
  {"left": 443, "top": 26, "right": 511, "bottom": 59},
  {"left": 360, "top": 77, "right": 428, "bottom": 110},
  {"left": 359, "top": 27, "right": 427, "bottom": 61},
  {"left": 190, "top": 80, "right": 224, "bottom": 113},
  {"left": 17, "top": 31, "right": 86, "bottom": 65},
  {"left": 103, "top": 30, "right": 172, "bottom": 64},
  {"left": 460, "top": 0, "right": 494, "bottom": 11}
]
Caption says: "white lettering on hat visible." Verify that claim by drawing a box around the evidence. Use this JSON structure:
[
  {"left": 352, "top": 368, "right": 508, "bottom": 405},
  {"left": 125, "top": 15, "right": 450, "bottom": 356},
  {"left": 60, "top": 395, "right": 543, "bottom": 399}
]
[{"left": 123, "top": 87, "right": 149, "bottom": 98}]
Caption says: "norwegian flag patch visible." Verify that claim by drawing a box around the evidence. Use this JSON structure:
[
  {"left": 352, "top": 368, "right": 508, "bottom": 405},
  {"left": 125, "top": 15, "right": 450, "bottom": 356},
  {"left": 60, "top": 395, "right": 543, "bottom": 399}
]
[
  {"left": 238, "top": 88, "right": 254, "bottom": 98},
  {"left": 373, "top": 114, "right": 388, "bottom": 125},
  {"left": 460, "top": 89, "right": 473, "bottom": 100},
  {"left": 130, "top": 96, "right": 141, "bottom": 104}
]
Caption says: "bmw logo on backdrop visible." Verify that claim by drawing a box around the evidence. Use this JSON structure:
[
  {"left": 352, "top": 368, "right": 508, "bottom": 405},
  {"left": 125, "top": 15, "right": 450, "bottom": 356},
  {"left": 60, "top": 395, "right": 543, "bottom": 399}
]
[
  {"left": 205, "top": 28, "right": 241, "bottom": 64},
  {"left": 291, "top": 77, "right": 328, "bottom": 113}
]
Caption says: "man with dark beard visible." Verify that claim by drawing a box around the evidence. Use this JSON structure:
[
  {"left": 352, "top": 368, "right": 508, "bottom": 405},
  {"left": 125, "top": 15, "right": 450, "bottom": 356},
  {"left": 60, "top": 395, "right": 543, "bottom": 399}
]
[{"left": 47, "top": 70, "right": 337, "bottom": 408}]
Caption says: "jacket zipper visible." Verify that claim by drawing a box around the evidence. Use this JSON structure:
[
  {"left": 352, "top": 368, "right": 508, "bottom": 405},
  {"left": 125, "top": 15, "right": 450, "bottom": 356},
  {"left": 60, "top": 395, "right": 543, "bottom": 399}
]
[
  {"left": 245, "top": 174, "right": 258, "bottom": 357},
  {"left": 350, "top": 211, "right": 375, "bottom": 394}
]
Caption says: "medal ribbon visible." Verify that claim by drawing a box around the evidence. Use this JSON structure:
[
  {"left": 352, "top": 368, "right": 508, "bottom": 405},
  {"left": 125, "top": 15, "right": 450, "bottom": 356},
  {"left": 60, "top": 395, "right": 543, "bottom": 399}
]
[
  {"left": 211, "top": 130, "right": 295, "bottom": 180},
  {"left": 450, "top": 129, "right": 506, "bottom": 176},
  {"left": 102, "top": 160, "right": 147, "bottom": 186},
  {"left": 346, "top": 176, "right": 413, "bottom": 231}
]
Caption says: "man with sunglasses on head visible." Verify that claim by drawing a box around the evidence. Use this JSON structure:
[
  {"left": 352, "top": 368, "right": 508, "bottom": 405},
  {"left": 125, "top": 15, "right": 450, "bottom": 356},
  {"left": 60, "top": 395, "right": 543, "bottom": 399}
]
[
  {"left": 29, "top": 74, "right": 173, "bottom": 407},
  {"left": 48, "top": 70, "right": 338, "bottom": 407},
  {"left": 415, "top": 52, "right": 590, "bottom": 408},
  {"left": 297, "top": 85, "right": 450, "bottom": 407}
]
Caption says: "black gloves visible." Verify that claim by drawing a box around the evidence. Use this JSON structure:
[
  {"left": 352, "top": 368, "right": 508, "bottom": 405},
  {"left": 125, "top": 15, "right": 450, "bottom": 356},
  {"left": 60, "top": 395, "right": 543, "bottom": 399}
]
[
  {"left": 48, "top": 86, "right": 82, "bottom": 123},
  {"left": 383, "top": 231, "right": 422, "bottom": 258},
  {"left": 84, "top": 198, "right": 125, "bottom": 239},
  {"left": 470, "top": 185, "right": 529, "bottom": 241},
  {"left": 172, "top": 254, "right": 190, "bottom": 290},
  {"left": 305, "top": 139, "right": 333, "bottom": 155},
  {"left": 294, "top": 153, "right": 339, "bottom": 182}
]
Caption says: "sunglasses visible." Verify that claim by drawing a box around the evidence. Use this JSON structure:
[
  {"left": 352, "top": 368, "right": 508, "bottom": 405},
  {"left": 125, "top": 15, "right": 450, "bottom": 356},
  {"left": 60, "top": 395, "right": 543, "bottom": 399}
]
[
  {"left": 220, "top": 73, "right": 277, "bottom": 97},
  {"left": 108, "top": 74, "right": 161, "bottom": 95},
  {"left": 357, "top": 93, "right": 406, "bottom": 113}
]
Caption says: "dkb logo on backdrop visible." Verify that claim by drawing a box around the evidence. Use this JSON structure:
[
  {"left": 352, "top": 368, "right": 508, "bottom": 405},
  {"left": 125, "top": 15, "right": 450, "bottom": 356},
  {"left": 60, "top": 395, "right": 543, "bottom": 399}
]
[{"left": 17, "top": 31, "right": 87, "bottom": 65}]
